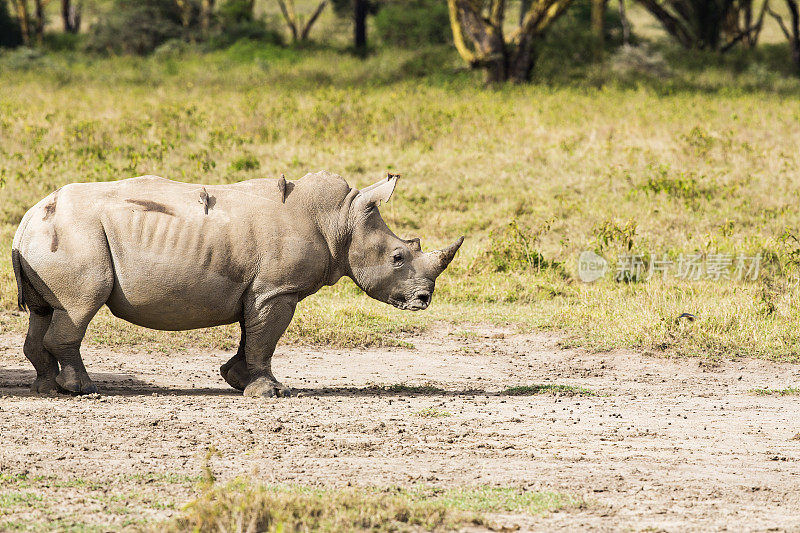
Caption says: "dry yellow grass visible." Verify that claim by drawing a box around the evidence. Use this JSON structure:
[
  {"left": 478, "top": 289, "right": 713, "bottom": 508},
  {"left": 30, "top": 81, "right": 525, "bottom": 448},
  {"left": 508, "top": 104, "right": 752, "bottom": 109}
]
[{"left": 2, "top": 38, "right": 800, "bottom": 360}]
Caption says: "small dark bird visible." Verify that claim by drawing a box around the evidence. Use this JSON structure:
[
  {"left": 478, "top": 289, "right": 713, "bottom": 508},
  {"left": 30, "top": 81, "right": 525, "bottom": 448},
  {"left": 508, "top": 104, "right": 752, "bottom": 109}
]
[
  {"left": 678, "top": 313, "right": 696, "bottom": 322},
  {"left": 278, "top": 174, "right": 287, "bottom": 203},
  {"left": 199, "top": 187, "right": 210, "bottom": 214}
]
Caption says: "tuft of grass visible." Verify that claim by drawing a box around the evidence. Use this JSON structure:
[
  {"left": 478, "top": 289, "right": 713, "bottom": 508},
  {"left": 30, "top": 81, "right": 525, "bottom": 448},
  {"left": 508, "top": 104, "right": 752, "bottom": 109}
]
[
  {"left": 501, "top": 384, "right": 597, "bottom": 396},
  {"left": 162, "top": 482, "right": 582, "bottom": 532},
  {"left": 228, "top": 154, "right": 261, "bottom": 172},
  {"left": 163, "top": 483, "right": 478, "bottom": 533},
  {"left": 750, "top": 387, "right": 800, "bottom": 396},
  {"left": 415, "top": 407, "right": 452, "bottom": 418}
]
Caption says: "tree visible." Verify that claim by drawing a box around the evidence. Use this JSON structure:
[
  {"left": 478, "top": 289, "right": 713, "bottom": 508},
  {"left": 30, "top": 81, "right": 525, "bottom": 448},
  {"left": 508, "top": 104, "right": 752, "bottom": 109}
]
[
  {"left": 767, "top": 0, "right": 800, "bottom": 73},
  {"left": 61, "top": 0, "right": 81, "bottom": 33},
  {"left": 591, "top": 0, "right": 608, "bottom": 57},
  {"left": 635, "top": 0, "right": 767, "bottom": 50},
  {"left": 12, "top": 0, "right": 31, "bottom": 44},
  {"left": 354, "top": 0, "right": 366, "bottom": 52},
  {"left": 200, "top": 0, "right": 214, "bottom": 35},
  {"left": 277, "top": 0, "right": 328, "bottom": 42},
  {"left": 447, "top": 0, "right": 574, "bottom": 83},
  {"left": 332, "top": 0, "right": 380, "bottom": 55},
  {"left": 33, "top": 0, "right": 46, "bottom": 43}
]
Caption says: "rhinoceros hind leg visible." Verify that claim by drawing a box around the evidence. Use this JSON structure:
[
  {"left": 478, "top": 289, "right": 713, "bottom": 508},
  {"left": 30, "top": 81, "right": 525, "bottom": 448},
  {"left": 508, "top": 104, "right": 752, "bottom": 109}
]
[
  {"left": 24, "top": 311, "right": 59, "bottom": 394},
  {"left": 44, "top": 309, "right": 99, "bottom": 395},
  {"left": 243, "top": 376, "right": 291, "bottom": 398}
]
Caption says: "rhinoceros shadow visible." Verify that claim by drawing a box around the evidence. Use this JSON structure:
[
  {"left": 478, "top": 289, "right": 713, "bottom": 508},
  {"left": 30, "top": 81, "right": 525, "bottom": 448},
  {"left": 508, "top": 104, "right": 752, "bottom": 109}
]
[
  {"left": 1, "top": 368, "right": 487, "bottom": 398},
  {"left": 294, "top": 386, "right": 488, "bottom": 398},
  {"left": 0, "top": 367, "right": 239, "bottom": 397}
]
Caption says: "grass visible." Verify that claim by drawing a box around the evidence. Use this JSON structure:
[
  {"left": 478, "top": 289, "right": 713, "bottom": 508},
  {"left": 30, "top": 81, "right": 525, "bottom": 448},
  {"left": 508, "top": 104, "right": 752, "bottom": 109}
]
[
  {"left": 749, "top": 387, "right": 800, "bottom": 396},
  {"left": 0, "top": 471, "right": 197, "bottom": 532},
  {"left": 4, "top": 22, "right": 800, "bottom": 363},
  {"left": 501, "top": 384, "right": 598, "bottom": 396},
  {"left": 161, "top": 481, "right": 582, "bottom": 532}
]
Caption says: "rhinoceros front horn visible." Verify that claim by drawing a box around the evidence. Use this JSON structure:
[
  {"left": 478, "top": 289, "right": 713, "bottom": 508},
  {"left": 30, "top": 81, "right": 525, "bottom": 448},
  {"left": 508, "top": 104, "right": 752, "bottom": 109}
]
[{"left": 432, "top": 236, "right": 465, "bottom": 274}]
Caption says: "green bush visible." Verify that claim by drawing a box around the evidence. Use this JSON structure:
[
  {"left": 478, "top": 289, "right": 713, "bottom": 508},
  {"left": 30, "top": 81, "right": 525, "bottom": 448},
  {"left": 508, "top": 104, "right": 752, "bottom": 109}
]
[
  {"left": 0, "top": 0, "right": 23, "bottom": 48},
  {"left": 374, "top": 0, "right": 450, "bottom": 48},
  {"left": 207, "top": 0, "right": 283, "bottom": 49},
  {"left": 86, "top": 0, "right": 185, "bottom": 55},
  {"left": 541, "top": 0, "right": 624, "bottom": 63}
]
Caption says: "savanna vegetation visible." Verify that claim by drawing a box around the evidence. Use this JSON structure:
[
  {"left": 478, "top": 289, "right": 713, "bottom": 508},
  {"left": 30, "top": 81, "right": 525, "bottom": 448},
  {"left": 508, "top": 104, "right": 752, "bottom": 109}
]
[{"left": 2, "top": 0, "right": 800, "bottom": 529}]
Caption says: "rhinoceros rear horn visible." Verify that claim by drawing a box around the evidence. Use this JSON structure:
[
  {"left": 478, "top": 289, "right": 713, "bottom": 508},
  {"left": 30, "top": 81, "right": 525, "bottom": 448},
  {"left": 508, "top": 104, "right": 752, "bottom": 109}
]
[{"left": 433, "top": 236, "right": 465, "bottom": 274}]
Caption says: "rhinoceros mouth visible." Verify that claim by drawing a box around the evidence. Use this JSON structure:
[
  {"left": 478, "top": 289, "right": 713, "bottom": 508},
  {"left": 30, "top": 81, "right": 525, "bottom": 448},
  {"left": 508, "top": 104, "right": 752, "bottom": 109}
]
[{"left": 389, "top": 294, "right": 429, "bottom": 311}]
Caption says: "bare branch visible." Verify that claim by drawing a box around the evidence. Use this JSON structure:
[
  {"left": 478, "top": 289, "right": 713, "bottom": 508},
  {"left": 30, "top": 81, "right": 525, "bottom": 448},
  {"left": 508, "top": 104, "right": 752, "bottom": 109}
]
[
  {"left": 767, "top": 5, "right": 792, "bottom": 40},
  {"left": 300, "top": 0, "right": 328, "bottom": 41}
]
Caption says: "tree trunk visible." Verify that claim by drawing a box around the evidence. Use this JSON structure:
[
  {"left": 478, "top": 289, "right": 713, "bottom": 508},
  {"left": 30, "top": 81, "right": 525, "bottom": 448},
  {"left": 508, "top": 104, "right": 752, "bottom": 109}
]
[
  {"left": 14, "top": 0, "right": 31, "bottom": 45},
  {"left": 519, "top": 0, "right": 531, "bottom": 25},
  {"left": 591, "top": 0, "right": 608, "bottom": 58},
  {"left": 33, "top": 0, "right": 44, "bottom": 44},
  {"left": 448, "top": 0, "right": 571, "bottom": 82},
  {"left": 278, "top": 0, "right": 300, "bottom": 41},
  {"left": 201, "top": 0, "right": 215, "bottom": 37},
  {"left": 507, "top": 34, "right": 537, "bottom": 82},
  {"left": 299, "top": 0, "right": 327, "bottom": 41},
  {"left": 61, "top": 0, "right": 80, "bottom": 33},
  {"left": 618, "top": 0, "right": 631, "bottom": 43},
  {"left": 354, "top": 0, "right": 367, "bottom": 54},
  {"left": 767, "top": 0, "right": 800, "bottom": 73},
  {"left": 789, "top": 0, "right": 800, "bottom": 72}
]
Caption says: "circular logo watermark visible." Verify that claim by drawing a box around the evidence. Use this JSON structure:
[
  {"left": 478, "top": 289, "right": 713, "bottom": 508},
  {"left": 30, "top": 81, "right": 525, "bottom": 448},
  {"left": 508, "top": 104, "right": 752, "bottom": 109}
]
[{"left": 577, "top": 251, "right": 608, "bottom": 283}]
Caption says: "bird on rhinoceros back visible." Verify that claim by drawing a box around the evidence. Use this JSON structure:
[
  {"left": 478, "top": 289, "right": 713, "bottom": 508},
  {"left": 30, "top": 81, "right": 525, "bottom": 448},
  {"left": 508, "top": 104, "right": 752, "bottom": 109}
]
[{"left": 11, "top": 171, "right": 464, "bottom": 397}]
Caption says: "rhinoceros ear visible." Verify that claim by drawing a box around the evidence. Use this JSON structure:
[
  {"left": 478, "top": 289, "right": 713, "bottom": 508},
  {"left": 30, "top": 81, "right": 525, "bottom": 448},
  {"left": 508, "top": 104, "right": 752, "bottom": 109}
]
[{"left": 357, "top": 173, "right": 399, "bottom": 208}]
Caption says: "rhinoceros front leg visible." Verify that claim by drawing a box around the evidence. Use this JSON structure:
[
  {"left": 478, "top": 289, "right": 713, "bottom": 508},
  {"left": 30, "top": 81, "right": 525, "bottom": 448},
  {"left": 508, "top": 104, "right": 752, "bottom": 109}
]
[{"left": 241, "top": 294, "right": 297, "bottom": 398}]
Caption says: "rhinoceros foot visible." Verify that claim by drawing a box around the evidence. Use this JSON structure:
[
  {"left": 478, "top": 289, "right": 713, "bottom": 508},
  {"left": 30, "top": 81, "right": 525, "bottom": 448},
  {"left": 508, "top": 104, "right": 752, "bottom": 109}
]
[
  {"left": 243, "top": 376, "right": 291, "bottom": 398},
  {"left": 31, "top": 376, "right": 59, "bottom": 395},
  {"left": 220, "top": 360, "right": 248, "bottom": 391},
  {"left": 56, "top": 367, "right": 98, "bottom": 395}
]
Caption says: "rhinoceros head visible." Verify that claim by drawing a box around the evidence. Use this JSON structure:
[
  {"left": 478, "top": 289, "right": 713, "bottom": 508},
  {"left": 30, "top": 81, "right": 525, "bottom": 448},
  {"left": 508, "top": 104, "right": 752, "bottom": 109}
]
[{"left": 345, "top": 174, "right": 464, "bottom": 311}]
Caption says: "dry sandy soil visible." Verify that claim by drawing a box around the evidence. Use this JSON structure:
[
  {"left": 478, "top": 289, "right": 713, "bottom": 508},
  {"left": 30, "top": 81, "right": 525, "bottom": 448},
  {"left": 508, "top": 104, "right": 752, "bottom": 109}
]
[{"left": 1, "top": 324, "right": 799, "bottom": 532}]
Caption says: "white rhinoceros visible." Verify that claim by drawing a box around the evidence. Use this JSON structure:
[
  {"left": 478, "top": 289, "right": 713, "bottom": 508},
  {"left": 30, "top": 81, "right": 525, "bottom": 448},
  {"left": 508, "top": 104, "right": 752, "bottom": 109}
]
[{"left": 11, "top": 171, "right": 463, "bottom": 397}]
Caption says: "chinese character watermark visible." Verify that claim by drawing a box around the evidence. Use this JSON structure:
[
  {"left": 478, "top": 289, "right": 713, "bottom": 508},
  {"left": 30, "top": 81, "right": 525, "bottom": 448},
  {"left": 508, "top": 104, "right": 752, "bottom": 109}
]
[{"left": 579, "top": 251, "right": 761, "bottom": 283}]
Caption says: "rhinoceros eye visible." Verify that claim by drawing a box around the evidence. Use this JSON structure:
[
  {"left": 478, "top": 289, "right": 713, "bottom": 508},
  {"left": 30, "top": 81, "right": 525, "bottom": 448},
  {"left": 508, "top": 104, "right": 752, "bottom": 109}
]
[{"left": 392, "top": 251, "right": 404, "bottom": 267}]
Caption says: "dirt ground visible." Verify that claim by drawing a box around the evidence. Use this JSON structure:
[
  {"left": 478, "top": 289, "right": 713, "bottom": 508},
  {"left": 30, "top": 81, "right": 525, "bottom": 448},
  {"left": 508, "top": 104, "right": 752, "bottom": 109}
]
[{"left": 1, "top": 324, "right": 799, "bottom": 532}]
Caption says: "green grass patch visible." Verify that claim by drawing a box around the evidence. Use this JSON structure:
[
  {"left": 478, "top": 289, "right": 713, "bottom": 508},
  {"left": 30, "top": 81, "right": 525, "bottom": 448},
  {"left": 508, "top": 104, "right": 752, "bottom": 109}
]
[
  {"left": 415, "top": 407, "right": 452, "bottom": 418},
  {"left": 501, "top": 384, "right": 597, "bottom": 396},
  {"left": 0, "top": 491, "right": 43, "bottom": 508},
  {"left": 750, "top": 387, "right": 800, "bottom": 396}
]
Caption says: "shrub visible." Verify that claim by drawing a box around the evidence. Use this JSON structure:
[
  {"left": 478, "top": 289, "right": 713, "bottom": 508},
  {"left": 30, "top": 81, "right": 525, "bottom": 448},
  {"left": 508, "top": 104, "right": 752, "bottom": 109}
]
[
  {"left": 541, "top": 0, "right": 624, "bottom": 63},
  {"left": 229, "top": 154, "right": 260, "bottom": 172},
  {"left": 207, "top": 0, "right": 283, "bottom": 49},
  {"left": 373, "top": 0, "right": 450, "bottom": 48},
  {"left": 86, "top": 0, "right": 185, "bottom": 55},
  {"left": 471, "top": 218, "right": 563, "bottom": 275},
  {"left": 0, "top": 0, "right": 23, "bottom": 48}
]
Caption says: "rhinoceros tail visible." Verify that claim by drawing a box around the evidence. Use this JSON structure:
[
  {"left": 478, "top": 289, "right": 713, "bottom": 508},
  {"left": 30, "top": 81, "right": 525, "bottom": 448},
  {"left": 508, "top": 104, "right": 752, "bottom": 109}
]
[{"left": 12, "top": 248, "right": 26, "bottom": 312}]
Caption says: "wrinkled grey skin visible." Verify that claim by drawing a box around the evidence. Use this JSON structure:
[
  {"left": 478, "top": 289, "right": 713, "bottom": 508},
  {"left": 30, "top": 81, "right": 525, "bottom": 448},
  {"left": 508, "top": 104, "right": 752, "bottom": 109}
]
[{"left": 11, "top": 171, "right": 463, "bottom": 397}]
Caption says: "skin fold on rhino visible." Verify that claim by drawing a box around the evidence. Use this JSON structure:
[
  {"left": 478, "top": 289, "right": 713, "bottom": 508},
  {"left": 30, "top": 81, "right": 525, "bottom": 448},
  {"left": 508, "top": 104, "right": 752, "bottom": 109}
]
[{"left": 11, "top": 171, "right": 464, "bottom": 397}]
